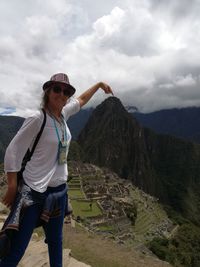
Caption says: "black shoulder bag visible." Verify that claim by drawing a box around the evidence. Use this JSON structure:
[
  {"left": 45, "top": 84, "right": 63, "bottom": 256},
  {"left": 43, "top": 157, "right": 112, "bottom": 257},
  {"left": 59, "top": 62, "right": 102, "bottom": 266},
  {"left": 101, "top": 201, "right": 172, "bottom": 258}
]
[{"left": 17, "top": 109, "right": 46, "bottom": 183}]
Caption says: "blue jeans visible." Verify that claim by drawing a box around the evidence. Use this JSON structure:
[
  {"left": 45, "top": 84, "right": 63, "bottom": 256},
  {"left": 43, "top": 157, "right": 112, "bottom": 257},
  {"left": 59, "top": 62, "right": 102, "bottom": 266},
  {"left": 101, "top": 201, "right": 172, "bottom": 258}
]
[{"left": 0, "top": 184, "right": 67, "bottom": 267}]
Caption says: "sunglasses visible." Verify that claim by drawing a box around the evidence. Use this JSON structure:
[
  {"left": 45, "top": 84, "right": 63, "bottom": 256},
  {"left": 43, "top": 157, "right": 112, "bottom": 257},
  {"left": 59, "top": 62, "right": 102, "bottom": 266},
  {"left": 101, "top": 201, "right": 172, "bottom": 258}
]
[{"left": 52, "top": 85, "right": 71, "bottom": 97}]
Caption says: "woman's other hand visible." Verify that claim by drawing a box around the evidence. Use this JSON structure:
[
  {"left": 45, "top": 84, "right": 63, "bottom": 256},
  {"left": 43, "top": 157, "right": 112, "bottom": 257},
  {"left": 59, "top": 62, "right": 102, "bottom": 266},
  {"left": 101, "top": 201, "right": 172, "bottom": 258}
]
[
  {"left": 2, "top": 172, "right": 17, "bottom": 208},
  {"left": 3, "top": 186, "right": 17, "bottom": 208}
]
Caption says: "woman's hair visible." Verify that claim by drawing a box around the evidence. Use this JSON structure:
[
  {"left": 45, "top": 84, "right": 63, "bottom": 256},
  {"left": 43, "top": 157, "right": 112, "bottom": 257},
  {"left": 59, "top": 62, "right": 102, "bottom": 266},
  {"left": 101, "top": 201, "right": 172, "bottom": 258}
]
[{"left": 41, "top": 88, "right": 50, "bottom": 108}]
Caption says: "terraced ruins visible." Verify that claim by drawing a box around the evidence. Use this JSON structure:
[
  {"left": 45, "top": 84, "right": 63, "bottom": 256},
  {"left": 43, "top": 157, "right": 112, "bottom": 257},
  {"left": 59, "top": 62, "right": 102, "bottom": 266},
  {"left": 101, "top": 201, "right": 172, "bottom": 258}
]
[{"left": 67, "top": 161, "right": 177, "bottom": 247}]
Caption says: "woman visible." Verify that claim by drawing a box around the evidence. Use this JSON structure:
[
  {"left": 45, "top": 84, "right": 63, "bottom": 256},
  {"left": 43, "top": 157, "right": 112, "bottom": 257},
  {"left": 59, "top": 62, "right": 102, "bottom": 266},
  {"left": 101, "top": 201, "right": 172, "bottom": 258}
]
[{"left": 0, "top": 73, "right": 113, "bottom": 267}]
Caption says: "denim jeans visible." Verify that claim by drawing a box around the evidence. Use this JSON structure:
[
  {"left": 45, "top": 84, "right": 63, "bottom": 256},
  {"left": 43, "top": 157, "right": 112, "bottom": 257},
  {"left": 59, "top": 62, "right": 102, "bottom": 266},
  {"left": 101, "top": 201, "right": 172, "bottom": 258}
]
[{"left": 0, "top": 184, "right": 67, "bottom": 267}]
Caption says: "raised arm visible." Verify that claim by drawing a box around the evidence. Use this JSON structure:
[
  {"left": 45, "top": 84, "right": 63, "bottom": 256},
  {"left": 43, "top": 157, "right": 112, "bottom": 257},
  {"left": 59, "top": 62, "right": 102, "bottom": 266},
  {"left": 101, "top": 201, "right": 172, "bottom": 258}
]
[{"left": 77, "top": 82, "right": 114, "bottom": 108}]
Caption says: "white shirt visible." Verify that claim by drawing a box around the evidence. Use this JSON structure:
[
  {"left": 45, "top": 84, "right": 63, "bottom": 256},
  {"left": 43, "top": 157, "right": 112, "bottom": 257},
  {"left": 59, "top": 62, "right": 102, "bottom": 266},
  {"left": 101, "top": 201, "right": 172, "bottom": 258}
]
[{"left": 4, "top": 97, "right": 80, "bottom": 192}]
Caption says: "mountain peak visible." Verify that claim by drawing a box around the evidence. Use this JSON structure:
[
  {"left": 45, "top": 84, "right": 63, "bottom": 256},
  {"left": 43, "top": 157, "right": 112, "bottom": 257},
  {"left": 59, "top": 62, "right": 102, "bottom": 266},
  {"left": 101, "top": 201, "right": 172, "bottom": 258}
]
[
  {"left": 100, "top": 96, "right": 122, "bottom": 105},
  {"left": 94, "top": 96, "right": 127, "bottom": 114},
  {"left": 79, "top": 96, "right": 139, "bottom": 133}
]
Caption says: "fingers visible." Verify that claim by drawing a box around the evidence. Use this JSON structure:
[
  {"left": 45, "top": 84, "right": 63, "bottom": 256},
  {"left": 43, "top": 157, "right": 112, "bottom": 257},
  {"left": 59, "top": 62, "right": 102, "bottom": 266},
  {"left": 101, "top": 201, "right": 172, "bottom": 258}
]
[
  {"left": 2, "top": 197, "right": 11, "bottom": 208},
  {"left": 101, "top": 83, "right": 114, "bottom": 96},
  {"left": 108, "top": 86, "right": 114, "bottom": 96},
  {"left": 2, "top": 191, "right": 16, "bottom": 208},
  {"left": 108, "top": 87, "right": 114, "bottom": 96}
]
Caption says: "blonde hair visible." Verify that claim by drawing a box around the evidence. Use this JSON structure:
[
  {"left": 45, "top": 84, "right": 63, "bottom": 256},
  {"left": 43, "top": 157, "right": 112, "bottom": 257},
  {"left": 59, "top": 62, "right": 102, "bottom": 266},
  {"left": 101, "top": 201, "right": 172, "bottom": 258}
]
[{"left": 41, "top": 88, "right": 50, "bottom": 109}]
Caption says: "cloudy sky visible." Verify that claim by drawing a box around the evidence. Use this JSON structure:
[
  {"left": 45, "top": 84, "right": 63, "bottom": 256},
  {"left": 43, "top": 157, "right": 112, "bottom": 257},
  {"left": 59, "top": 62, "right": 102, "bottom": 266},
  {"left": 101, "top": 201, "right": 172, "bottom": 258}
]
[{"left": 1, "top": 0, "right": 200, "bottom": 116}]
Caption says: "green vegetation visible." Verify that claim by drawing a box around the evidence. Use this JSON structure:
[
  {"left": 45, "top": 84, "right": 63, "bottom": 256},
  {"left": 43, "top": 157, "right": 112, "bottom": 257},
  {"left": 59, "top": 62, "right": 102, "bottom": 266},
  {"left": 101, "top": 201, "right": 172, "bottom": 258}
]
[
  {"left": 68, "top": 173, "right": 103, "bottom": 219},
  {"left": 124, "top": 202, "right": 137, "bottom": 225},
  {"left": 149, "top": 133, "right": 200, "bottom": 225},
  {"left": 68, "top": 141, "right": 82, "bottom": 161},
  {"left": 71, "top": 199, "right": 102, "bottom": 218},
  {"left": 68, "top": 189, "right": 84, "bottom": 198},
  {"left": 130, "top": 188, "right": 169, "bottom": 239},
  {"left": 97, "top": 225, "right": 115, "bottom": 231},
  {"left": 148, "top": 223, "right": 200, "bottom": 267},
  {"left": 163, "top": 205, "right": 190, "bottom": 225}
]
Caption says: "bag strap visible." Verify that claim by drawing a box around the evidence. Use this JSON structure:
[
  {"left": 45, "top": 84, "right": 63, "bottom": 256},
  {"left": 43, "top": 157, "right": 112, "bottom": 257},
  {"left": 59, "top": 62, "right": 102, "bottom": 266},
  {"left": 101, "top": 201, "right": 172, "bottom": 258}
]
[{"left": 27, "top": 108, "right": 46, "bottom": 161}]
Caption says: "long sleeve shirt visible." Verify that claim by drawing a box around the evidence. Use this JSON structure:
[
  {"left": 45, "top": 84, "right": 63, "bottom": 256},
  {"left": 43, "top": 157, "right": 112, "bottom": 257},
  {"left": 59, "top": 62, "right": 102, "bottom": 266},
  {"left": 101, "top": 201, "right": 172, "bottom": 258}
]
[{"left": 4, "top": 97, "right": 80, "bottom": 193}]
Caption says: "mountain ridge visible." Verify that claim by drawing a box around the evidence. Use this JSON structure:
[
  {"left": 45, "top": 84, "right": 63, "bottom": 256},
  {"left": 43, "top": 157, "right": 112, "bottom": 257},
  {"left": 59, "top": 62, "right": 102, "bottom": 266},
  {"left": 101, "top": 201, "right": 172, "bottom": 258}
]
[
  {"left": 0, "top": 115, "right": 24, "bottom": 162},
  {"left": 134, "top": 106, "right": 200, "bottom": 142}
]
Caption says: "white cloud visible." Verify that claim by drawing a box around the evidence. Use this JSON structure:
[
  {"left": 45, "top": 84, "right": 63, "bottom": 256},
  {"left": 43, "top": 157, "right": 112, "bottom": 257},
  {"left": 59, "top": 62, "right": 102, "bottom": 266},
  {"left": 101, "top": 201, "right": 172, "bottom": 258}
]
[
  {"left": 175, "top": 74, "right": 196, "bottom": 87},
  {"left": 1, "top": 0, "right": 200, "bottom": 115},
  {"left": 93, "top": 7, "right": 125, "bottom": 39}
]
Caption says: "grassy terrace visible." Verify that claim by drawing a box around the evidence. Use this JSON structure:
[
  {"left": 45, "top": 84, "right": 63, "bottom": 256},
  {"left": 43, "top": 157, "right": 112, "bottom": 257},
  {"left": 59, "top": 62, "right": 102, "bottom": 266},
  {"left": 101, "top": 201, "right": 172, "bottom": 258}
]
[
  {"left": 71, "top": 199, "right": 102, "bottom": 218},
  {"left": 97, "top": 225, "right": 116, "bottom": 231},
  {"left": 68, "top": 189, "right": 84, "bottom": 198},
  {"left": 127, "top": 188, "right": 171, "bottom": 246},
  {"left": 68, "top": 176, "right": 103, "bottom": 218}
]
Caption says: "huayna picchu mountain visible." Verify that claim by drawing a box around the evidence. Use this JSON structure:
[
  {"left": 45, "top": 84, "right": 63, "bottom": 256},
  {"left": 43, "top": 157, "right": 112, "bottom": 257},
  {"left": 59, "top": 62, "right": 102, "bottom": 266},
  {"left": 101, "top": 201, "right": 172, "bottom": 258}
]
[
  {"left": 78, "top": 97, "right": 200, "bottom": 225},
  {"left": 78, "top": 97, "right": 155, "bottom": 193}
]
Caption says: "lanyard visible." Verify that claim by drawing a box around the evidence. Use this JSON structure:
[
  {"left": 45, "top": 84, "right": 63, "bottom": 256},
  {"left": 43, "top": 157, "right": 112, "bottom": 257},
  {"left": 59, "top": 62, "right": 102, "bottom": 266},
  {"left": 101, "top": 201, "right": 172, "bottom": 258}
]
[
  {"left": 52, "top": 116, "right": 67, "bottom": 143},
  {"left": 52, "top": 116, "right": 69, "bottom": 165}
]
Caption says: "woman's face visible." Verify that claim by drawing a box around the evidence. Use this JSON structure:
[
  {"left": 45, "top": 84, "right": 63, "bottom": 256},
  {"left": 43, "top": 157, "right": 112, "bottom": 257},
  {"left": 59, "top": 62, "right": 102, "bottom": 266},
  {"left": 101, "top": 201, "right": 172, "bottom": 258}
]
[{"left": 47, "top": 84, "right": 70, "bottom": 110}]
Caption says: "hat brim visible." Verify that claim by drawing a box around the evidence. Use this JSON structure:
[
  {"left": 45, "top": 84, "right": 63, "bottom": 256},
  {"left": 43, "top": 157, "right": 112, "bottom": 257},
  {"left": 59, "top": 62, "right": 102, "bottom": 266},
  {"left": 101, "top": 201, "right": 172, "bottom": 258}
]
[{"left": 43, "top": 81, "right": 76, "bottom": 97}]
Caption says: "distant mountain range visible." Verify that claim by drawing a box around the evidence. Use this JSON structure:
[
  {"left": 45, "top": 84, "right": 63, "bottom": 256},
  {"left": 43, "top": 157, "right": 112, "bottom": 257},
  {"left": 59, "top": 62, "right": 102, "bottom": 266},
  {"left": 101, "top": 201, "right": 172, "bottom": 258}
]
[
  {"left": 134, "top": 107, "right": 200, "bottom": 143},
  {"left": 69, "top": 105, "right": 200, "bottom": 143},
  {"left": 68, "top": 108, "right": 94, "bottom": 140},
  {"left": 2, "top": 104, "right": 200, "bottom": 148},
  {"left": 0, "top": 115, "right": 24, "bottom": 163}
]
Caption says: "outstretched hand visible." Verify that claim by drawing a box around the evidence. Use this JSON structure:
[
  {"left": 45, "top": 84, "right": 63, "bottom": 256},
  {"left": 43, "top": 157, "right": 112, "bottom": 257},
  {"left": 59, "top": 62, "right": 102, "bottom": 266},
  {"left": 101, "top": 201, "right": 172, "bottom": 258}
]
[
  {"left": 99, "top": 82, "right": 114, "bottom": 96},
  {"left": 77, "top": 81, "right": 114, "bottom": 108}
]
